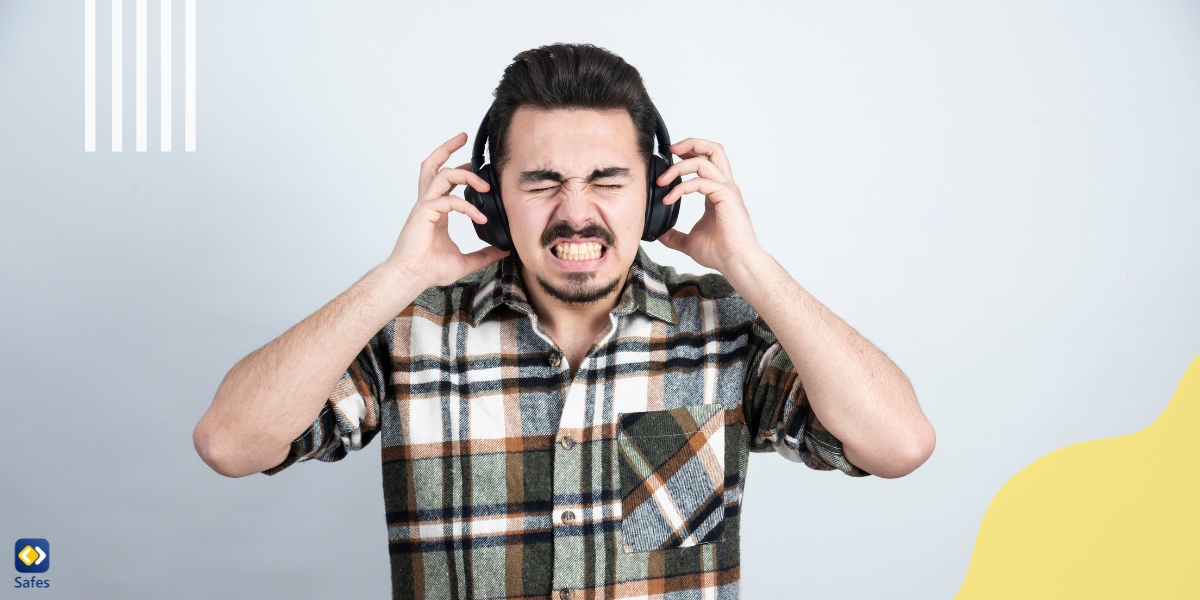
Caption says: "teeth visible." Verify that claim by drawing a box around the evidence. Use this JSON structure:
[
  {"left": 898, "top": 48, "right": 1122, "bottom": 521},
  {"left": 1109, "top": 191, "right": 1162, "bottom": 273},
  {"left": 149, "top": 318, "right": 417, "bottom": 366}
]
[{"left": 553, "top": 241, "right": 603, "bottom": 261}]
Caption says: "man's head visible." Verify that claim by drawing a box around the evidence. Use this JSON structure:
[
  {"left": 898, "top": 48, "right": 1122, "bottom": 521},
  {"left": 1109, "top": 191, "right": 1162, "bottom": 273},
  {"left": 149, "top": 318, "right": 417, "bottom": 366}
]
[{"left": 486, "top": 43, "right": 657, "bottom": 306}]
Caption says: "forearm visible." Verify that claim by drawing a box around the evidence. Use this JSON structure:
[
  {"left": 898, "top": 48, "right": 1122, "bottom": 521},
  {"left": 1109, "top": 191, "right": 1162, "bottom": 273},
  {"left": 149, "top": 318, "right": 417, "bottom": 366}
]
[
  {"left": 194, "top": 262, "right": 424, "bottom": 477},
  {"left": 725, "top": 250, "right": 935, "bottom": 478}
]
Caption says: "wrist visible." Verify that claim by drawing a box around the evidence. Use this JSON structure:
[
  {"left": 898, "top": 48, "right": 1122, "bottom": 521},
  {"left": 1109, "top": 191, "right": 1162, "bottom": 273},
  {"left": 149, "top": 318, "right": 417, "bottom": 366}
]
[
  {"left": 378, "top": 257, "right": 428, "bottom": 289},
  {"left": 720, "top": 245, "right": 775, "bottom": 293},
  {"left": 368, "top": 261, "right": 430, "bottom": 313}
]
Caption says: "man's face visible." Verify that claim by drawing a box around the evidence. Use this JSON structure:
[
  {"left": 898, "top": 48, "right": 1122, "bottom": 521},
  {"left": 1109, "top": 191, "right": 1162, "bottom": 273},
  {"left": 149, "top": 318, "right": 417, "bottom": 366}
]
[{"left": 499, "top": 107, "right": 646, "bottom": 305}]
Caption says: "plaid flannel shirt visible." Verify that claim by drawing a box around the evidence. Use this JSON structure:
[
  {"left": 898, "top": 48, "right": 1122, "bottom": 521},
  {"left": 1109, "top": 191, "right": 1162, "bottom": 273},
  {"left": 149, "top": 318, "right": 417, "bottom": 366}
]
[{"left": 264, "top": 246, "right": 868, "bottom": 600}]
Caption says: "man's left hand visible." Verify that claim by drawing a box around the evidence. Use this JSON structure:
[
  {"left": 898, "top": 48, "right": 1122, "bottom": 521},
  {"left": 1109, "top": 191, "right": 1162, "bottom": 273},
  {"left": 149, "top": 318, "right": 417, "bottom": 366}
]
[
  {"left": 655, "top": 138, "right": 763, "bottom": 274},
  {"left": 656, "top": 141, "right": 935, "bottom": 479}
]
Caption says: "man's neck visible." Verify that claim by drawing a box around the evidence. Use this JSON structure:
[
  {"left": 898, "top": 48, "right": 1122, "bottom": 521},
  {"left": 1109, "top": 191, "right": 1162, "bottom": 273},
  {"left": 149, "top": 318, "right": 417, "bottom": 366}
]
[{"left": 518, "top": 263, "right": 629, "bottom": 347}]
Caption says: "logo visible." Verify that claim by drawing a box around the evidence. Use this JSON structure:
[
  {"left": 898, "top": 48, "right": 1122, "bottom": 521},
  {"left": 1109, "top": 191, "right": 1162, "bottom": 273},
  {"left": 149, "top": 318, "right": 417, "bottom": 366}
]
[
  {"left": 14, "top": 540, "right": 48, "bottom": 574},
  {"left": 83, "top": 0, "right": 198, "bottom": 152}
]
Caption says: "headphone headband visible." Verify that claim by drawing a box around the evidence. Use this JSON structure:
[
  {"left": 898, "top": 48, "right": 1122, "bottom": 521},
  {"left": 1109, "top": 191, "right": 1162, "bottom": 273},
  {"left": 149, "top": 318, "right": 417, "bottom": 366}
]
[
  {"left": 471, "top": 111, "right": 490, "bottom": 173},
  {"left": 652, "top": 106, "right": 672, "bottom": 163}
]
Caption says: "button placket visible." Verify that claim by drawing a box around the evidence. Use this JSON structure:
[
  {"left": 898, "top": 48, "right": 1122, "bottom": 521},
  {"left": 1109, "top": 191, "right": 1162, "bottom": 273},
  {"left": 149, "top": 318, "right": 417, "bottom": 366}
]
[{"left": 549, "top": 312, "right": 624, "bottom": 597}]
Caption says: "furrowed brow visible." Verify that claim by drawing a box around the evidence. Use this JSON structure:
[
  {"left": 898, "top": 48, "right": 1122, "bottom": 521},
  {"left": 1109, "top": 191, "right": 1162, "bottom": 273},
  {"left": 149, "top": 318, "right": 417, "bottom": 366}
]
[
  {"left": 587, "top": 167, "right": 631, "bottom": 181},
  {"left": 517, "top": 169, "right": 564, "bottom": 186}
]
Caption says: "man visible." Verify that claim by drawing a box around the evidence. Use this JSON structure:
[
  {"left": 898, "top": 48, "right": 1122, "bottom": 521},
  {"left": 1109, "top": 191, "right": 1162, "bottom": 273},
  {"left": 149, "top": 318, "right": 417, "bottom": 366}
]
[{"left": 194, "top": 43, "right": 934, "bottom": 600}]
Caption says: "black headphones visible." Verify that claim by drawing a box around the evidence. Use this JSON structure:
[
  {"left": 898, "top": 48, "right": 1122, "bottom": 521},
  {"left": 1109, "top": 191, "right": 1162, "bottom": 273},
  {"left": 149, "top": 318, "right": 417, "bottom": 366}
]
[{"left": 464, "top": 105, "right": 683, "bottom": 252}]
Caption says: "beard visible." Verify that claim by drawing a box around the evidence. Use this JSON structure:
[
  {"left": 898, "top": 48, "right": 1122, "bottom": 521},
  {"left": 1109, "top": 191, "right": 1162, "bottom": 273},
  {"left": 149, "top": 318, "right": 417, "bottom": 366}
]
[{"left": 535, "top": 271, "right": 622, "bottom": 306}]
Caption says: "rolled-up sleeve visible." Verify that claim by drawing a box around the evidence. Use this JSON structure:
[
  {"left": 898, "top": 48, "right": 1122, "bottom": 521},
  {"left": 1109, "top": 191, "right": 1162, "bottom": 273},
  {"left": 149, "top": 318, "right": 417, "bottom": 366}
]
[
  {"left": 741, "top": 317, "right": 870, "bottom": 477},
  {"left": 261, "top": 326, "right": 390, "bottom": 476}
]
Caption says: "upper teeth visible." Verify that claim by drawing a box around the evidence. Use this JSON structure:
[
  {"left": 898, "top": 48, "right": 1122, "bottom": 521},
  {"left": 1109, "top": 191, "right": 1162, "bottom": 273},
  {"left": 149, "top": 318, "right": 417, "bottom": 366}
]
[{"left": 553, "top": 242, "right": 603, "bottom": 260}]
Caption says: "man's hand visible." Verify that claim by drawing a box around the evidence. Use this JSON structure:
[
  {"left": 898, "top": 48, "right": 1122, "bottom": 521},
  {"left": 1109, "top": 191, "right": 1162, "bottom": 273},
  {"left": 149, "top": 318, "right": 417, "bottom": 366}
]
[
  {"left": 387, "top": 132, "right": 510, "bottom": 289},
  {"left": 194, "top": 133, "right": 511, "bottom": 478},
  {"left": 654, "top": 138, "right": 762, "bottom": 274},
  {"left": 656, "top": 137, "right": 935, "bottom": 478}
]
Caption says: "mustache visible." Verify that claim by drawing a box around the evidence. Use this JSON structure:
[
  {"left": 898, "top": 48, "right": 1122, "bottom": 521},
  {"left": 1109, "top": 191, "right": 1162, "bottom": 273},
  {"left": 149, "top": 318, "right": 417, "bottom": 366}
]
[{"left": 539, "top": 221, "right": 616, "bottom": 248}]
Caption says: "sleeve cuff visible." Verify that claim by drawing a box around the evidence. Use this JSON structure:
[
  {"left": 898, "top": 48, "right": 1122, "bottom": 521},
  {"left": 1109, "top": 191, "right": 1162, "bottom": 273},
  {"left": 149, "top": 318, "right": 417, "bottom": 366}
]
[{"left": 260, "top": 425, "right": 317, "bottom": 476}]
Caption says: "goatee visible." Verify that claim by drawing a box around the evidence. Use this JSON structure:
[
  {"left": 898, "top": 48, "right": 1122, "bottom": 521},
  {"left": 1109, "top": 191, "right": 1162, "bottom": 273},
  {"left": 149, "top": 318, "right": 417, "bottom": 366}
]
[{"left": 535, "top": 272, "right": 622, "bottom": 306}]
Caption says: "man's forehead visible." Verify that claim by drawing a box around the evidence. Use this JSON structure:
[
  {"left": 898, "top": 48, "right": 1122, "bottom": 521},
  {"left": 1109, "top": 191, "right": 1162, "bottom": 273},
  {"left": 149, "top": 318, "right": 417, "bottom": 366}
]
[
  {"left": 509, "top": 105, "right": 637, "bottom": 134},
  {"left": 506, "top": 108, "right": 640, "bottom": 160}
]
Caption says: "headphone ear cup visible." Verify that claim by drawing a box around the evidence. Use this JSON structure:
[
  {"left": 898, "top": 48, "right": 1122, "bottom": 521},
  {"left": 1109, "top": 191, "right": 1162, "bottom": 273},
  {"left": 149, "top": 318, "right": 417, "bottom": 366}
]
[
  {"left": 465, "top": 165, "right": 513, "bottom": 252},
  {"left": 643, "top": 155, "right": 682, "bottom": 242}
]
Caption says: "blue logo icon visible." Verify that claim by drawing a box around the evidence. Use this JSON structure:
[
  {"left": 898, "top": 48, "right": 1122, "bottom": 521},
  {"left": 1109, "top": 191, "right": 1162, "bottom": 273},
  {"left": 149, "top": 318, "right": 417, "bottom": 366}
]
[{"left": 14, "top": 539, "right": 49, "bottom": 573}]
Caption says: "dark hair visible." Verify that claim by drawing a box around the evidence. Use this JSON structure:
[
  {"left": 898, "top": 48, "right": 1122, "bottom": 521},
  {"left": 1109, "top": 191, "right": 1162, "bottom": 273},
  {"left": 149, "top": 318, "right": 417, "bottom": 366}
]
[{"left": 487, "top": 43, "right": 656, "bottom": 178}]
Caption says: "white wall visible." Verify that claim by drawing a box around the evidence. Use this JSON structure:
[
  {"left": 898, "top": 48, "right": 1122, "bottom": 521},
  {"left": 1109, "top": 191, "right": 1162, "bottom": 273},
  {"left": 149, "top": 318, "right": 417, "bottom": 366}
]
[{"left": 1, "top": 1, "right": 1198, "bottom": 598}]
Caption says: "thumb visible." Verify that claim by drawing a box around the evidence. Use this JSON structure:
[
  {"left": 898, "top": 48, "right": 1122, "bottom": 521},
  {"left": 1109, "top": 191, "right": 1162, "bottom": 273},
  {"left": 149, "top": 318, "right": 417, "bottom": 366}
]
[
  {"left": 657, "top": 228, "right": 688, "bottom": 252},
  {"left": 462, "top": 246, "right": 510, "bottom": 274}
]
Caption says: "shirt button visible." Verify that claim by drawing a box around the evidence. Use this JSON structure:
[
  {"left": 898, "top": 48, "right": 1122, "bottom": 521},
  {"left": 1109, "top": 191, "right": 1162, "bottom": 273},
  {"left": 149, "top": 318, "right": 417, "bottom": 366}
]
[
  {"left": 561, "top": 589, "right": 573, "bottom": 600},
  {"left": 562, "top": 510, "right": 577, "bottom": 525},
  {"left": 560, "top": 436, "right": 574, "bottom": 450},
  {"left": 549, "top": 354, "right": 561, "bottom": 368}
]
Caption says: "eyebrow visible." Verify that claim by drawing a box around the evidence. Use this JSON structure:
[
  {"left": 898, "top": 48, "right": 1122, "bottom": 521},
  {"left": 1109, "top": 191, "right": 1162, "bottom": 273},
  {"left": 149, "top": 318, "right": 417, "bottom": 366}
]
[{"left": 517, "top": 167, "right": 631, "bottom": 186}]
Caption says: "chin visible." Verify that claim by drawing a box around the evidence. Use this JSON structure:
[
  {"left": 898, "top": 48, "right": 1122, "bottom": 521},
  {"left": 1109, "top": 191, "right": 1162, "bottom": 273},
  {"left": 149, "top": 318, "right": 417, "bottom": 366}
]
[
  {"left": 534, "top": 270, "right": 623, "bottom": 306},
  {"left": 519, "top": 233, "right": 639, "bottom": 305}
]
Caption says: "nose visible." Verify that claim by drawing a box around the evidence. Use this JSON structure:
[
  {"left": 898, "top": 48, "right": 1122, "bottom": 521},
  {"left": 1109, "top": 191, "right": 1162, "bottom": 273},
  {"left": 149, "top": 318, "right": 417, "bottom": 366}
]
[
  {"left": 558, "top": 177, "right": 592, "bottom": 195},
  {"left": 551, "top": 179, "right": 603, "bottom": 226}
]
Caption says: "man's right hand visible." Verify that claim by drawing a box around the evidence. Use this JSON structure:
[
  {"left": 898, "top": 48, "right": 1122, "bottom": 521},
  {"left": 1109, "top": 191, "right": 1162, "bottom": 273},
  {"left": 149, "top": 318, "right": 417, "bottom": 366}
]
[
  {"left": 194, "top": 132, "right": 509, "bottom": 478},
  {"left": 385, "top": 132, "right": 510, "bottom": 290}
]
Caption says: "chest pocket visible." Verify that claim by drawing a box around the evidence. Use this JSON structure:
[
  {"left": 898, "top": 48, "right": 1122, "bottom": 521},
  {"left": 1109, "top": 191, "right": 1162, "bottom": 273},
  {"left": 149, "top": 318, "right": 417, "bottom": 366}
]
[{"left": 617, "top": 404, "right": 726, "bottom": 553}]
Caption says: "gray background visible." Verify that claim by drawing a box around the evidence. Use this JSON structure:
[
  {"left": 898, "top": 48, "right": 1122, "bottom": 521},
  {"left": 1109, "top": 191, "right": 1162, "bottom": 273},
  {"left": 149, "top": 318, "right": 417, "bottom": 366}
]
[{"left": 2, "top": 1, "right": 1198, "bottom": 598}]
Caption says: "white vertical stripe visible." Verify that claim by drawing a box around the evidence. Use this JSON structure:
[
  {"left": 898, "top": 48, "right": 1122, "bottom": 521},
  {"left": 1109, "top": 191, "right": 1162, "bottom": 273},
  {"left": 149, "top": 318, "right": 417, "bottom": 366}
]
[
  {"left": 701, "top": 299, "right": 718, "bottom": 405},
  {"left": 84, "top": 0, "right": 95, "bottom": 152},
  {"left": 184, "top": 0, "right": 195, "bottom": 151},
  {"left": 159, "top": 0, "right": 171, "bottom": 151},
  {"left": 135, "top": 0, "right": 146, "bottom": 151},
  {"left": 111, "top": 0, "right": 122, "bottom": 152},
  {"left": 648, "top": 474, "right": 691, "bottom": 543}
]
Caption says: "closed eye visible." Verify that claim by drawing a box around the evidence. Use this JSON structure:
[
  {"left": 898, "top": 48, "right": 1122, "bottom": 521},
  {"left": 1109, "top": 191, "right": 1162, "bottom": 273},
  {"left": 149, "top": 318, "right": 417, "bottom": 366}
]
[{"left": 526, "top": 183, "right": 624, "bottom": 193}]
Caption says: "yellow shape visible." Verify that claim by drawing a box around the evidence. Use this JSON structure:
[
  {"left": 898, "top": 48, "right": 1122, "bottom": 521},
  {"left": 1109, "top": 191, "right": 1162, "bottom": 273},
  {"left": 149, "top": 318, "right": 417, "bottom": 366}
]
[
  {"left": 956, "top": 352, "right": 1200, "bottom": 599},
  {"left": 18, "top": 545, "right": 36, "bottom": 566}
]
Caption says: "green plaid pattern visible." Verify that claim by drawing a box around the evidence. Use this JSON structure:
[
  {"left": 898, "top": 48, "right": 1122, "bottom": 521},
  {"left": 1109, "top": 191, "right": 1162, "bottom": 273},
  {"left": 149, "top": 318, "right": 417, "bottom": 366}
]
[
  {"left": 618, "top": 405, "right": 726, "bottom": 553},
  {"left": 264, "top": 246, "right": 868, "bottom": 600}
]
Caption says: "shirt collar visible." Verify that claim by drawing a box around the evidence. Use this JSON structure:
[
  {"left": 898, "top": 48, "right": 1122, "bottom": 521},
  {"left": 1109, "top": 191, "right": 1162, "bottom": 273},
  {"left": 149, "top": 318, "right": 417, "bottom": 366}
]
[{"left": 470, "top": 245, "right": 678, "bottom": 327}]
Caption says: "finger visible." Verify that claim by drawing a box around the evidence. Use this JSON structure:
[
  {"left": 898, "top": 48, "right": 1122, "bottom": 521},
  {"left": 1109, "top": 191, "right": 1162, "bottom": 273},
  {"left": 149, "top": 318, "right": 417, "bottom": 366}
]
[
  {"left": 657, "top": 227, "right": 688, "bottom": 252},
  {"left": 419, "top": 195, "right": 489, "bottom": 225},
  {"left": 668, "top": 138, "right": 732, "bottom": 179},
  {"left": 461, "top": 246, "right": 510, "bottom": 274},
  {"left": 445, "top": 162, "right": 474, "bottom": 194},
  {"left": 418, "top": 132, "right": 468, "bottom": 194},
  {"left": 423, "top": 165, "right": 491, "bottom": 201},
  {"left": 657, "top": 156, "right": 729, "bottom": 186},
  {"left": 662, "top": 176, "right": 731, "bottom": 205}
]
